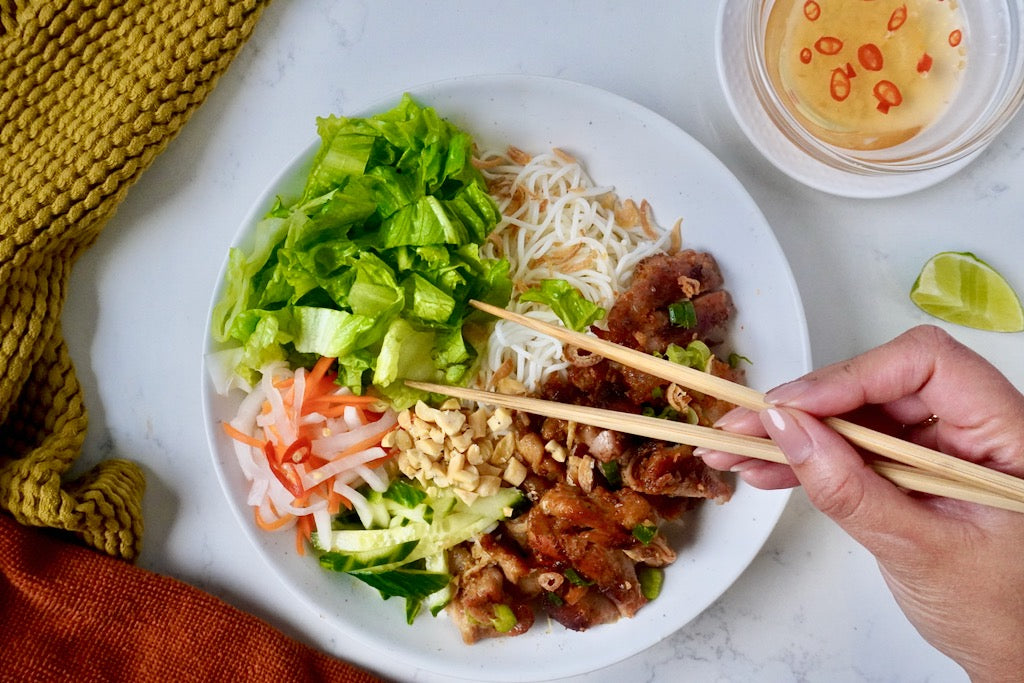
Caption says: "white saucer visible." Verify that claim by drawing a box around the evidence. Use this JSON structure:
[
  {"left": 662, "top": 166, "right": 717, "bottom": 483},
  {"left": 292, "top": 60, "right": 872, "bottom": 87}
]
[{"left": 714, "top": 0, "right": 978, "bottom": 199}]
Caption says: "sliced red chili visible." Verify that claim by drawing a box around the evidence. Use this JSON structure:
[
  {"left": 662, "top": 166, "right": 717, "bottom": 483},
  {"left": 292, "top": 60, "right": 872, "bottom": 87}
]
[
  {"left": 281, "top": 436, "right": 313, "bottom": 464},
  {"left": 887, "top": 5, "right": 907, "bottom": 31},
  {"left": 873, "top": 80, "right": 903, "bottom": 113},
  {"left": 273, "top": 462, "right": 306, "bottom": 498},
  {"left": 264, "top": 440, "right": 308, "bottom": 498},
  {"left": 803, "top": 0, "right": 821, "bottom": 21},
  {"left": 917, "top": 52, "right": 933, "bottom": 73},
  {"left": 800, "top": 47, "right": 813, "bottom": 64},
  {"left": 814, "top": 36, "right": 844, "bottom": 55},
  {"left": 830, "top": 68, "right": 852, "bottom": 102},
  {"left": 949, "top": 29, "right": 962, "bottom": 47},
  {"left": 857, "top": 43, "right": 883, "bottom": 71}
]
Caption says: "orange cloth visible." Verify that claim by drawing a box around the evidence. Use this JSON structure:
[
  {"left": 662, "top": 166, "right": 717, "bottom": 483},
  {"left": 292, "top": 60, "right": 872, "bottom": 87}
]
[{"left": 0, "top": 513, "right": 387, "bottom": 682}]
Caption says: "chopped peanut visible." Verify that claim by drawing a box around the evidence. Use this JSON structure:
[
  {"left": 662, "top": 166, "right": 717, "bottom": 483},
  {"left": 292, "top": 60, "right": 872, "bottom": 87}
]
[
  {"left": 466, "top": 443, "right": 485, "bottom": 466},
  {"left": 414, "top": 401, "right": 442, "bottom": 423},
  {"left": 468, "top": 408, "right": 489, "bottom": 439},
  {"left": 503, "top": 458, "right": 528, "bottom": 487},
  {"left": 477, "top": 475, "right": 502, "bottom": 498},
  {"left": 487, "top": 407, "right": 513, "bottom": 434},
  {"left": 436, "top": 409, "right": 467, "bottom": 436},
  {"left": 448, "top": 430, "right": 474, "bottom": 453},
  {"left": 387, "top": 400, "right": 524, "bottom": 499},
  {"left": 544, "top": 439, "right": 567, "bottom": 463},
  {"left": 493, "top": 433, "right": 516, "bottom": 464},
  {"left": 416, "top": 438, "right": 442, "bottom": 459}
]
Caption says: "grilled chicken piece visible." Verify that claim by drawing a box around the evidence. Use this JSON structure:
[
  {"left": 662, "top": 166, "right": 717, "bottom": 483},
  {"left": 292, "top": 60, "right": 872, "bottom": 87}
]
[
  {"left": 447, "top": 539, "right": 535, "bottom": 644},
  {"left": 622, "top": 441, "right": 733, "bottom": 503},
  {"left": 520, "top": 484, "right": 659, "bottom": 628},
  {"left": 546, "top": 587, "right": 621, "bottom": 631}
]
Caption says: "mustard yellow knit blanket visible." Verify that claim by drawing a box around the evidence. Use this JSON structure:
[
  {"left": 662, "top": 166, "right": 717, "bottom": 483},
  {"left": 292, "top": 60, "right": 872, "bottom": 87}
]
[{"left": 0, "top": 0, "right": 268, "bottom": 561}]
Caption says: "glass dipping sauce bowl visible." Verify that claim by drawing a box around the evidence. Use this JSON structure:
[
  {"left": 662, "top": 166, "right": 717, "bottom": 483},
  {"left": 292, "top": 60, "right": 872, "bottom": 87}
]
[{"left": 745, "top": 0, "right": 1024, "bottom": 175}]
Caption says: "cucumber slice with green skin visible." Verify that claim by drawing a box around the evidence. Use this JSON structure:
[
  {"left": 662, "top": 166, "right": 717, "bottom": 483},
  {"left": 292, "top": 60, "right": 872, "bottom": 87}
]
[
  {"left": 318, "top": 540, "right": 418, "bottom": 573},
  {"left": 424, "top": 552, "right": 452, "bottom": 616},
  {"left": 313, "top": 487, "right": 523, "bottom": 573},
  {"left": 317, "top": 511, "right": 478, "bottom": 553}
]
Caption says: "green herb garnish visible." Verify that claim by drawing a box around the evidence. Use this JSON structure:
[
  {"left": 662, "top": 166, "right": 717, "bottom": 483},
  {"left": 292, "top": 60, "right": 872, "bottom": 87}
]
[
  {"left": 600, "top": 460, "right": 623, "bottom": 489},
  {"left": 564, "top": 568, "right": 593, "bottom": 586},
  {"left": 520, "top": 279, "right": 606, "bottom": 331},
  {"left": 667, "top": 299, "right": 697, "bottom": 327},
  {"left": 631, "top": 523, "right": 658, "bottom": 545},
  {"left": 638, "top": 567, "right": 664, "bottom": 600},
  {"left": 491, "top": 604, "right": 518, "bottom": 633}
]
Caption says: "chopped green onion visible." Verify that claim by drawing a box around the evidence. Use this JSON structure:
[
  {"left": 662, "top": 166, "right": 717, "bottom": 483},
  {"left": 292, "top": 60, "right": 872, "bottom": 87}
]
[
  {"left": 545, "top": 591, "right": 565, "bottom": 607},
  {"left": 642, "top": 405, "right": 680, "bottom": 421},
  {"left": 665, "top": 340, "right": 712, "bottom": 370},
  {"left": 667, "top": 300, "right": 697, "bottom": 328},
  {"left": 631, "top": 523, "right": 658, "bottom": 545},
  {"left": 638, "top": 567, "right": 664, "bottom": 600},
  {"left": 600, "top": 460, "right": 623, "bottom": 489},
  {"left": 491, "top": 604, "right": 517, "bottom": 633},
  {"left": 564, "top": 568, "right": 593, "bottom": 586}
]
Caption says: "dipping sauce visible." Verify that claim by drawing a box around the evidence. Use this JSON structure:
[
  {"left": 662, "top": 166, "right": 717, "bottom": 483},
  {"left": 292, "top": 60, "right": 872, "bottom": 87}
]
[{"left": 764, "top": 0, "right": 966, "bottom": 150}]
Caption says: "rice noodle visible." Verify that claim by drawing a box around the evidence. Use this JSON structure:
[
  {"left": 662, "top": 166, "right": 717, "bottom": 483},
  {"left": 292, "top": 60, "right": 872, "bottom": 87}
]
[{"left": 477, "top": 147, "right": 676, "bottom": 391}]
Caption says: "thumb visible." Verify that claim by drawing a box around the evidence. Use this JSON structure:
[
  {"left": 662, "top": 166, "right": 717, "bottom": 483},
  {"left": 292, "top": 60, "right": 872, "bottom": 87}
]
[{"left": 761, "top": 406, "right": 925, "bottom": 552}]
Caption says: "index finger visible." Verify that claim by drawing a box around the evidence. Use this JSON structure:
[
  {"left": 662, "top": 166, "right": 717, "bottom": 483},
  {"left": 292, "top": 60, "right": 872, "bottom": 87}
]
[{"left": 766, "top": 325, "right": 1024, "bottom": 429}]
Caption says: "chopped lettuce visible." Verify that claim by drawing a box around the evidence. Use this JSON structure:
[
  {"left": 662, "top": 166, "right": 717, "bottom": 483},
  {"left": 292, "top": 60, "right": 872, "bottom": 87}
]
[
  {"left": 211, "top": 94, "right": 512, "bottom": 407},
  {"left": 519, "top": 279, "right": 606, "bottom": 331}
]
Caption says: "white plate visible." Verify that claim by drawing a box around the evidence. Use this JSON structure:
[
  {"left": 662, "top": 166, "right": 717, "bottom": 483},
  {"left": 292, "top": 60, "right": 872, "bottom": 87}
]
[
  {"left": 715, "top": 0, "right": 978, "bottom": 198},
  {"left": 202, "top": 74, "right": 810, "bottom": 681}
]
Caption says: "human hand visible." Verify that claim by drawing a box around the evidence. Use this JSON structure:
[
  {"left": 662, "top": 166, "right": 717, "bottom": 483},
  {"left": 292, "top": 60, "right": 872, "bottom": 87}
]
[{"left": 698, "top": 325, "right": 1024, "bottom": 682}]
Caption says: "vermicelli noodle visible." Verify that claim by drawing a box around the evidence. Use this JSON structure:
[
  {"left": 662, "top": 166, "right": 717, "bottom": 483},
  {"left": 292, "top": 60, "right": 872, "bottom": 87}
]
[{"left": 476, "top": 147, "right": 679, "bottom": 390}]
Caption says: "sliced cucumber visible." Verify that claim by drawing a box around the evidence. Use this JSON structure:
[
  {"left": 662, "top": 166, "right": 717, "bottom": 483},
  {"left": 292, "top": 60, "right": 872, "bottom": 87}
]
[
  {"left": 424, "top": 552, "right": 452, "bottom": 616},
  {"left": 316, "top": 486, "right": 523, "bottom": 574},
  {"left": 318, "top": 540, "right": 418, "bottom": 572}
]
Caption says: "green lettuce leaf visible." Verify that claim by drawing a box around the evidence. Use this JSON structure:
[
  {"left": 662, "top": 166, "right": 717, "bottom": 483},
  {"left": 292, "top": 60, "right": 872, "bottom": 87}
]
[
  {"left": 212, "top": 94, "right": 511, "bottom": 408},
  {"left": 292, "top": 306, "right": 376, "bottom": 359},
  {"left": 520, "top": 279, "right": 606, "bottom": 331}
]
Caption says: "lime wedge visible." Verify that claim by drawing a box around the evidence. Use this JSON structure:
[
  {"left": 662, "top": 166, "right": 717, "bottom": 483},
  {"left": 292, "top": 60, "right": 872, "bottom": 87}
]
[{"left": 910, "top": 252, "right": 1024, "bottom": 332}]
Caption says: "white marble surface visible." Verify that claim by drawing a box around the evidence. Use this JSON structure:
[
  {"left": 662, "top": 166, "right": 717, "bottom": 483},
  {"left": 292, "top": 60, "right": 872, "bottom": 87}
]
[{"left": 61, "top": 1, "right": 1024, "bottom": 681}]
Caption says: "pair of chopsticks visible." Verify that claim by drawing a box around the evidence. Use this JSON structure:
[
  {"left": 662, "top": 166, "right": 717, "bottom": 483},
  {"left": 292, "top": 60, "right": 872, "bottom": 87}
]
[{"left": 405, "top": 300, "right": 1024, "bottom": 514}]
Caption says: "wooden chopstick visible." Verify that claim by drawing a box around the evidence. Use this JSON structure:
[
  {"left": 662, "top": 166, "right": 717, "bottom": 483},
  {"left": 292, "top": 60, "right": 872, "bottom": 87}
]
[
  {"left": 405, "top": 380, "right": 1024, "bottom": 514},
  {"left": 408, "top": 380, "right": 784, "bottom": 461},
  {"left": 469, "top": 299, "right": 1024, "bottom": 505}
]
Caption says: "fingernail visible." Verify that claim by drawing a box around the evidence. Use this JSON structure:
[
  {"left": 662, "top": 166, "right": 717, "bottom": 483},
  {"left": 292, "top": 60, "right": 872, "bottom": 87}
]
[
  {"left": 692, "top": 447, "right": 712, "bottom": 459},
  {"left": 729, "top": 460, "right": 760, "bottom": 473},
  {"left": 764, "top": 407, "right": 787, "bottom": 431},
  {"left": 762, "top": 407, "right": 812, "bottom": 465},
  {"left": 765, "top": 379, "right": 813, "bottom": 406}
]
